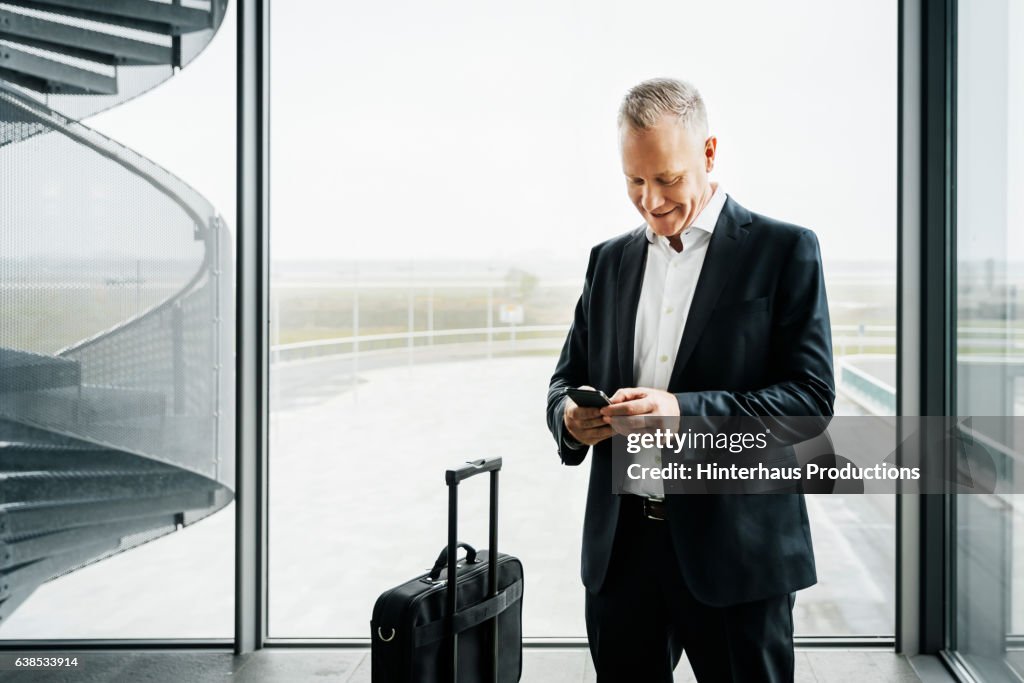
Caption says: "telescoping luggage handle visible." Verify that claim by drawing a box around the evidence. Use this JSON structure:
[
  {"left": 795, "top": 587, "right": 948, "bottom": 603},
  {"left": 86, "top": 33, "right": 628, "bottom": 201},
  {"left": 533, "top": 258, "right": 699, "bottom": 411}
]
[
  {"left": 444, "top": 457, "right": 502, "bottom": 683},
  {"left": 445, "top": 457, "right": 502, "bottom": 484}
]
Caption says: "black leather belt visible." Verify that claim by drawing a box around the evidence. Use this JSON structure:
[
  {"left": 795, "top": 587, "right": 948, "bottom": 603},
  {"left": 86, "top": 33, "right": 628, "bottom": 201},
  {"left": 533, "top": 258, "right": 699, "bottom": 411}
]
[{"left": 642, "top": 496, "right": 666, "bottom": 521}]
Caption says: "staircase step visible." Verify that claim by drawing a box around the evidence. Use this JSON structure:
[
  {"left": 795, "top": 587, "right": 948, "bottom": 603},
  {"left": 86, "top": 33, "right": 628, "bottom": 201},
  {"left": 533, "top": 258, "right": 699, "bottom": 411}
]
[
  {"left": 2, "top": 0, "right": 211, "bottom": 36},
  {"left": 0, "top": 442, "right": 179, "bottom": 473},
  {"left": 0, "top": 469, "right": 217, "bottom": 507},
  {"left": 0, "top": 489, "right": 217, "bottom": 539},
  {"left": 1, "top": 537, "right": 118, "bottom": 599},
  {"left": 0, "top": 514, "right": 178, "bottom": 568},
  {"left": 0, "top": 348, "right": 80, "bottom": 394},
  {"left": 0, "top": 383, "right": 167, "bottom": 428},
  {"left": 0, "top": 10, "right": 173, "bottom": 66},
  {"left": 0, "top": 43, "right": 115, "bottom": 94}
]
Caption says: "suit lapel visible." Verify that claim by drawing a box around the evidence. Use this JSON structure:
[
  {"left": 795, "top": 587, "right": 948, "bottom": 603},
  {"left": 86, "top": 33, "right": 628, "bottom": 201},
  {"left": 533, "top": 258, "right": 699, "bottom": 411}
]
[
  {"left": 667, "top": 197, "right": 751, "bottom": 390},
  {"left": 616, "top": 228, "right": 649, "bottom": 388}
]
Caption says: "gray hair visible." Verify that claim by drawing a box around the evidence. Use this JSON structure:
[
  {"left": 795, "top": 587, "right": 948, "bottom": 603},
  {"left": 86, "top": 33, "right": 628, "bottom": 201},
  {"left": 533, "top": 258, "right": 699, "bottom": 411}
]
[{"left": 618, "top": 78, "right": 709, "bottom": 137}]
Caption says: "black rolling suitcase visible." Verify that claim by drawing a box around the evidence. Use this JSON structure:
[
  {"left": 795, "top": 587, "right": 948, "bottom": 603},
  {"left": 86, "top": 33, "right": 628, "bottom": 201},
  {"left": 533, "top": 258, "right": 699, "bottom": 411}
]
[{"left": 371, "top": 457, "right": 524, "bottom": 682}]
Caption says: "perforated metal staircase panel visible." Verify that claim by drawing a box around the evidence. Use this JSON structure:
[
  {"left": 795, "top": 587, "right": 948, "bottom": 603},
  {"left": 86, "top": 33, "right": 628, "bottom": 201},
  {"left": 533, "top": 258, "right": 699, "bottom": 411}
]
[{"left": 0, "top": 0, "right": 232, "bottom": 631}]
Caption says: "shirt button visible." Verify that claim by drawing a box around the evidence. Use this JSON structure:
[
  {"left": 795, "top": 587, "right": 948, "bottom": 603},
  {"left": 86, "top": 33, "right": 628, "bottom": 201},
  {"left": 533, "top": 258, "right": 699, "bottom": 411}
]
[
  {"left": 659, "top": 355, "right": 669, "bottom": 363},
  {"left": 665, "top": 307, "right": 674, "bottom": 315}
]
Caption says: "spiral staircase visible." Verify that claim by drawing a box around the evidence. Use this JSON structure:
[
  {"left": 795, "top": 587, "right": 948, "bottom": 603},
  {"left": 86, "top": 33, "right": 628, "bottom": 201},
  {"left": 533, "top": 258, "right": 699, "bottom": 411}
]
[{"left": 0, "top": 1, "right": 233, "bottom": 627}]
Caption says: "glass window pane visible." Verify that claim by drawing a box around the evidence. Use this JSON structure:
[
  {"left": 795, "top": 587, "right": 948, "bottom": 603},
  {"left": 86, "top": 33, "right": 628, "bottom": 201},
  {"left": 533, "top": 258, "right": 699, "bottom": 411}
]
[
  {"left": 269, "top": 0, "right": 896, "bottom": 638},
  {"left": 0, "top": 5, "right": 236, "bottom": 638},
  {"left": 954, "top": 0, "right": 1024, "bottom": 678}
]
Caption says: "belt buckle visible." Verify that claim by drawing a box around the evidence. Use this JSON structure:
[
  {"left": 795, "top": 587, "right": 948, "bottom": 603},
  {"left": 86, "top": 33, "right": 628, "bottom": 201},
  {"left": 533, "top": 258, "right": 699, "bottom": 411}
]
[{"left": 642, "top": 497, "right": 666, "bottom": 521}]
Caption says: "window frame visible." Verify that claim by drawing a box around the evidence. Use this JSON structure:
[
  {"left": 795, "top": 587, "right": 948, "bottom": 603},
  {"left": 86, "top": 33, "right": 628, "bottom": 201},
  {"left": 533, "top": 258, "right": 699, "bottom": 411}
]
[{"left": 0, "top": 0, "right": 974, "bottom": 659}]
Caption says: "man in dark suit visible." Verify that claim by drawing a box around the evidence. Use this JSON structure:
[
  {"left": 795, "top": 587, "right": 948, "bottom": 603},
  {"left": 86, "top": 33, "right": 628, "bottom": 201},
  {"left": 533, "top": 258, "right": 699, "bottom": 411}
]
[{"left": 546, "top": 78, "right": 834, "bottom": 682}]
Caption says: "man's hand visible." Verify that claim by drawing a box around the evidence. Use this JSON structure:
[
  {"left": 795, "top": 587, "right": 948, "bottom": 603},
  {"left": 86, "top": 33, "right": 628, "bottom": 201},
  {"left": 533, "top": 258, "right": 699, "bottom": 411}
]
[
  {"left": 600, "top": 387, "right": 681, "bottom": 435},
  {"left": 563, "top": 385, "right": 615, "bottom": 446}
]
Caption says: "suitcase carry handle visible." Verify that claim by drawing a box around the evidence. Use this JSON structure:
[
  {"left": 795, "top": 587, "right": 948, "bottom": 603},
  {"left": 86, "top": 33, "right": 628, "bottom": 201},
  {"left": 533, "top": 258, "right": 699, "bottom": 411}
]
[
  {"left": 429, "top": 542, "right": 479, "bottom": 581},
  {"left": 444, "top": 457, "right": 502, "bottom": 683}
]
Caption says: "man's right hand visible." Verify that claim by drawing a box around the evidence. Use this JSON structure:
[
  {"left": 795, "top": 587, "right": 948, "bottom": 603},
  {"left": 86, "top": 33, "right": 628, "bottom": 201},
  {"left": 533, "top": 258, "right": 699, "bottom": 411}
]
[{"left": 563, "top": 385, "right": 615, "bottom": 446}]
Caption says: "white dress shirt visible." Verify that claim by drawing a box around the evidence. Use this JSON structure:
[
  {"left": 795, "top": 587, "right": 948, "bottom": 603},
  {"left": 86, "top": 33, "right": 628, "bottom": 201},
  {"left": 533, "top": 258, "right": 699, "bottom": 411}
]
[{"left": 623, "top": 183, "right": 727, "bottom": 498}]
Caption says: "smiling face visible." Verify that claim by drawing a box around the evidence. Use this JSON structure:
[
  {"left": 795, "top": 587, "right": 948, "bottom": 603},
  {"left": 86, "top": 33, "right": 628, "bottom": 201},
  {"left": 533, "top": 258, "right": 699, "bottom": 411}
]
[{"left": 620, "top": 113, "right": 717, "bottom": 238}]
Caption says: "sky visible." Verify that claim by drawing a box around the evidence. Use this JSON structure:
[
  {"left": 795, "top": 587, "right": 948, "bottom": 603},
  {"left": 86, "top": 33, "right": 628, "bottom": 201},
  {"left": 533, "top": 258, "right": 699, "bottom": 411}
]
[{"left": 84, "top": 0, "right": 906, "bottom": 267}]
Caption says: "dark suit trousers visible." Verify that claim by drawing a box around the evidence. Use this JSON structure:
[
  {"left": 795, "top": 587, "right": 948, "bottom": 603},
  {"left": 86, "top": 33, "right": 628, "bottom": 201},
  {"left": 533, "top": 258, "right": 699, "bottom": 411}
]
[{"left": 585, "top": 495, "right": 797, "bottom": 683}]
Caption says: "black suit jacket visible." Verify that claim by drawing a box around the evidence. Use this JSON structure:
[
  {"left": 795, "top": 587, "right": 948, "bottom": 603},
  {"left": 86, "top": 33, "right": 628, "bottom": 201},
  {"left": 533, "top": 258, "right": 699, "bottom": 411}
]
[{"left": 546, "top": 195, "right": 835, "bottom": 607}]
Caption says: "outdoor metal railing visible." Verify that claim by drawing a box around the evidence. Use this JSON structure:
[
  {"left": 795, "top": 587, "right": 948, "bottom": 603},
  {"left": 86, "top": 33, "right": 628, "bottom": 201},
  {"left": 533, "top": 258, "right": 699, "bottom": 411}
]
[{"left": 270, "top": 322, "right": 1024, "bottom": 365}]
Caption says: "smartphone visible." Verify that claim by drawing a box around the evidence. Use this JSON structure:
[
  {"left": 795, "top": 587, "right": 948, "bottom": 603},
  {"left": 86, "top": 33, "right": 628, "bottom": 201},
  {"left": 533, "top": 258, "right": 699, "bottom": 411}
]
[{"left": 565, "top": 387, "right": 611, "bottom": 408}]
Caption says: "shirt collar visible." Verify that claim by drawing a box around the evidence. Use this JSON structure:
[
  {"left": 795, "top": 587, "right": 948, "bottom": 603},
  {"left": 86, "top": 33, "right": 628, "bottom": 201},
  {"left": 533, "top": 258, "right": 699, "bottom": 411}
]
[{"left": 644, "top": 183, "right": 727, "bottom": 244}]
